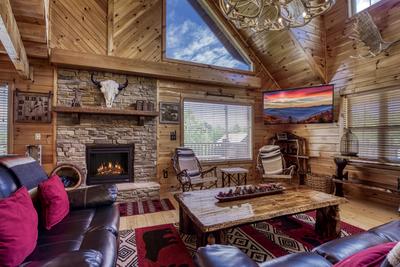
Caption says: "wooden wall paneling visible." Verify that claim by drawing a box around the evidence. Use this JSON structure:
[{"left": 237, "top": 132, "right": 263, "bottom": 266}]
[
  {"left": 6, "top": 59, "right": 56, "bottom": 173},
  {"left": 157, "top": 80, "right": 263, "bottom": 187},
  {"left": 50, "top": 0, "right": 107, "bottom": 55},
  {"left": 112, "top": 0, "right": 161, "bottom": 61},
  {"left": 320, "top": 0, "right": 400, "bottom": 206}
]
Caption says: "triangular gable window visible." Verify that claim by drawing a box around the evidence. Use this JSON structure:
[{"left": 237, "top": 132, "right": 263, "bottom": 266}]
[{"left": 165, "top": 0, "right": 253, "bottom": 71}]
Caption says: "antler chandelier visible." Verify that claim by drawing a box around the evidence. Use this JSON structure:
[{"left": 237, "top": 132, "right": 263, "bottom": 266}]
[{"left": 219, "top": 0, "right": 335, "bottom": 31}]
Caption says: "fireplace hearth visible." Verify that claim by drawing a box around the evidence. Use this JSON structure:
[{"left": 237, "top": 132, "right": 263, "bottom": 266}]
[{"left": 86, "top": 144, "right": 134, "bottom": 185}]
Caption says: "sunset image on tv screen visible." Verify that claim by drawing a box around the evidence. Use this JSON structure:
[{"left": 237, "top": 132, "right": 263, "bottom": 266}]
[{"left": 263, "top": 85, "right": 334, "bottom": 124}]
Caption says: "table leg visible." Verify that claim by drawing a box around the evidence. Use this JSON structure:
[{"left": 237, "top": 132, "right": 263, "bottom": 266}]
[
  {"left": 315, "top": 205, "right": 341, "bottom": 239},
  {"left": 222, "top": 172, "right": 225, "bottom": 187},
  {"left": 244, "top": 173, "right": 247, "bottom": 185},
  {"left": 228, "top": 173, "right": 231, "bottom": 187},
  {"left": 179, "top": 206, "right": 195, "bottom": 235},
  {"left": 195, "top": 229, "right": 227, "bottom": 248}
]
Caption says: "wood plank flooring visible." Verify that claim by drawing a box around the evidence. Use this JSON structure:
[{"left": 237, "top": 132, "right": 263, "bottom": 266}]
[{"left": 119, "top": 190, "right": 399, "bottom": 231}]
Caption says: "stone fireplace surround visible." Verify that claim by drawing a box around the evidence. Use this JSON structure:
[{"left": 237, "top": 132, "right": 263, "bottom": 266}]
[{"left": 56, "top": 69, "right": 157, "bottom": 187}]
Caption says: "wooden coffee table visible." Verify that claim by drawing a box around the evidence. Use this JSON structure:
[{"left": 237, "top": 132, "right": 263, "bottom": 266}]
[{"left": 174, "top": 186, "right": 347, "bottom": 248}]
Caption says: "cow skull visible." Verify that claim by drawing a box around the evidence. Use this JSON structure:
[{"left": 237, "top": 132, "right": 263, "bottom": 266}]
[{"left": 91, "top": 74, "right": 128, "bottom": 108}]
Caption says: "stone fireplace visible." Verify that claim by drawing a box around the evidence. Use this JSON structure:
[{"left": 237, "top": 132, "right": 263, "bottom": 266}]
[
  {"left": 56, "top": 69, "right": 157, "bottom": 185},
  {"left": 86, "top": 144, "right": 134, "bottom": 185}
]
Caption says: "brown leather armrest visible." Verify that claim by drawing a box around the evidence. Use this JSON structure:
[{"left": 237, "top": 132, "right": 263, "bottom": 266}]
[
  {"left": 67, "top": 184, "right": 118, "bottom": 210},
  {"left": 21, "top": 250, "right": 102, "bottom": 267}
]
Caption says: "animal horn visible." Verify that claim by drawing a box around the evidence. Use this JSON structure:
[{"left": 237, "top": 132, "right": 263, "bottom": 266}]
[
  {"left": 118, "top": 78, "right": 128, "bottom": 90},
  {"left": 91, "top": 73, "right": 101, "bottom": 87}
]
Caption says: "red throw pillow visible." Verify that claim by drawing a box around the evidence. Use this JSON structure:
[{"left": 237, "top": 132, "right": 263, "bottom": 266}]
[
  {"left": 0, "top": 187, "right": 38, "bottom": 266},
  {"left": 334, "top": 242, "right": 396, "bottom": 267},
  {"left": 38, "top": 175, "right": 70, "bottom": 230}
]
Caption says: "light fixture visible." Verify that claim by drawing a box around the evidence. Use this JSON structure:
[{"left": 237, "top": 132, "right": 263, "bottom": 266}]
[{"left": 219, "top": 0, "right": 335, "bottom": 31}]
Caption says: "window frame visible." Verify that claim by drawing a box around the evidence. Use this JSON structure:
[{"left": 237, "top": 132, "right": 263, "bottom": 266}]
[
  {"left": 0, "top": 82, "right": 11, "bottom": 155},
  {"left": 162, "top": 0, "right": 255, "bottom": 74},
  {"left": 181, "top": 98, "right": 254, "bottom": 163},
  {"left": 349, "top": 0, "right": 385, "bottom": 17},
  {"left": 343, "top": 85, "right": 400, "bottom": 165}
]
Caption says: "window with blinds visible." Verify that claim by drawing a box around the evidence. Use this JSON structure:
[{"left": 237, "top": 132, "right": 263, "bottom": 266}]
[
  {"left": 345, "top": 87, "right": 400, "bottom": 163},
  {"left": 183, "top": 100, "right": 252, "bottom": 161},
  {"left": 0, "top": 84, "right": 8, "bottom": 155},
  {"left": 350, "top": 0, "right": 382, "bottom": 15}
]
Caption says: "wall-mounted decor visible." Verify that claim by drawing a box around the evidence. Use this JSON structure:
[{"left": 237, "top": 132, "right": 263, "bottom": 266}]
[
  {"left": 90, "top": 73, "right": 128, "bottom": 108},
  {"left": 14, "top": 89, "right": 52, "bottom": 123},
  {"left": 160, "top": 102, "right": 180, "bottom": 124},
  {"left": 350, "top": 11, "right": 400, "bottom": 59},
  {"left": 263, "top": 85, "right": 334, "bottom": 125},
  {"left": 26, "top": 144, "right": 42, "bottom": 164}
]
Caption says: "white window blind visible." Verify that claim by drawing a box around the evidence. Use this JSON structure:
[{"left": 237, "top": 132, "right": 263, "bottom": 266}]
[
  {"left": 184, "top": 100, "right": 252, "bottom": 161},
  {"left": 0, "top": 84, "right": 8, "bottom": 155},
  {"left": 351, "top": 0, "right": 382, "bottom": 15},
  {"left": 345, "top": 87, "right": 400, "bottom": 163}
]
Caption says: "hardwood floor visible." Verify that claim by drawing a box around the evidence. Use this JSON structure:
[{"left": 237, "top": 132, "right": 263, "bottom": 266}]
[{"left": 119, "top": 190, "right": 399, "bottom": 231}]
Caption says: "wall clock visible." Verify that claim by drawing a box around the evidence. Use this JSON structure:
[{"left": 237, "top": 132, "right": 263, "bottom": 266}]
[{"left": 14, "top": 90, "right": 52, "bottom": 123}]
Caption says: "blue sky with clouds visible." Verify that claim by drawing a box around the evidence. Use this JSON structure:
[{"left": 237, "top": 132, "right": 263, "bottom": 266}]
[{"left": 166, "top": 0, "right": 250, "bottom": 71}]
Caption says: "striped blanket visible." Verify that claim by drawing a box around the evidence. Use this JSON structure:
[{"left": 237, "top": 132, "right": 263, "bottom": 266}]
[{"left": 0, "top": 155, "right": 47, "bottom": 189}]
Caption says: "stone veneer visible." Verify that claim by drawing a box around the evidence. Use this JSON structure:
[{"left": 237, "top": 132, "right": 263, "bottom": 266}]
[{"left": 56, "top": 69, "right": 157, "bottom": 184}]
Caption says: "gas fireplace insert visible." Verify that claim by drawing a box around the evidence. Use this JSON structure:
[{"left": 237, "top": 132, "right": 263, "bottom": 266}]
[{"left": 86, "top": 144, "right": 134, "bottom": 185}]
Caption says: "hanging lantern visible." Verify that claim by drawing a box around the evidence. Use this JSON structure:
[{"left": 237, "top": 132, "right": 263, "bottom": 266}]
[{"left": 340, "top": 128, "right": 359, "bottom": 157}]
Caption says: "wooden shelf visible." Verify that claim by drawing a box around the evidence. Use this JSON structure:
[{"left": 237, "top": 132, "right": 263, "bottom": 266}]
[{"left": 53, "top": 106, "right": 158, "bottom": 125}]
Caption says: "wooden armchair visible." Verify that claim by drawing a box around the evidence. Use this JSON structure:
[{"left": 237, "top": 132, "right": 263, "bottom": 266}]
[
  {"left": 257, "top": 145, "right": 296, "bottom": 184},
  {"left": 172, "top": 147, "right": 218, "bottom": 192}
]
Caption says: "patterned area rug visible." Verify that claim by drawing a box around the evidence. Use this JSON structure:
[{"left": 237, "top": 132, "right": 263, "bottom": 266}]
[
  {"left": 118, "top": 199, "right": 175, "bottom": 217},
  {"left": 117, "top": 212, "right": 363, "bottom": 266}
]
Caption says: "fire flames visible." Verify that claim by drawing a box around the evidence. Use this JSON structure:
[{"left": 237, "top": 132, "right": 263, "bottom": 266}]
[{"left": 97, "top": 161, "right": 124, "bottom": 176}]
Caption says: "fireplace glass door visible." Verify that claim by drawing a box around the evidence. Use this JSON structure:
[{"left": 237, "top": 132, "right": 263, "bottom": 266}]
[{"left": 86, "top": 145, "right": 133, "bottom": 185}]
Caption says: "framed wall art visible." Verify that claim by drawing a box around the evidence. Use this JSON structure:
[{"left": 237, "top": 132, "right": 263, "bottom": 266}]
[
  {"left": 14, "top": 90, "right": 52, "bottom": 123},
  {"left": 159, "top": 102, "right": 180, "bottom": 124}
]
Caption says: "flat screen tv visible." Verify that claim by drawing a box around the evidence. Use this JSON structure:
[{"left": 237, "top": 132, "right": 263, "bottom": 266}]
[{"left": 263, "top": 84, "right": 334, "bottom": 125}]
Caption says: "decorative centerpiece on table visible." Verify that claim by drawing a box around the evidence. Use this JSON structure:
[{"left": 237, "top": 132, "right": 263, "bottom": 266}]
[{"left": 215, "top": 183, "right": 285, "bottom": 202}]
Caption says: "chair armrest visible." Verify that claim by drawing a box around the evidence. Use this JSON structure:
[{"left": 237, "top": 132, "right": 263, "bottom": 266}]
[
  {"left": 67, "top": 184, "right": 118, "bottom": 210},
  {"left": 282, "top": 165, "right": 296, "bottom": 175},
  {"left": 194, "top": 245, "right": 258, "bottom": 267},
  {"left": 201, "top": 166, "right": 216, "bottom": 176},
  {"left": 21, "top": 250, "right": 102, "bottom": 267}
]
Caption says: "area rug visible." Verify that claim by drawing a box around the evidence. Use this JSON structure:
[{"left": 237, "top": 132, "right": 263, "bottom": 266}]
[
  {"left": 117, "top": 212, "right": 364, "bottom": 266},
  {"left": 118, "top": 199, "right": 175, "bottom": 217}
]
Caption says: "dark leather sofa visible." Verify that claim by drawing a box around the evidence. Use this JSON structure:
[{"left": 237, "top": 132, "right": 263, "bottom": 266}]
[
  {"left": 195, "top": 220, "right": 400, "bottom": 267},
  {"left": 0, "top": 156, "right": 120, "bottom": 267}
]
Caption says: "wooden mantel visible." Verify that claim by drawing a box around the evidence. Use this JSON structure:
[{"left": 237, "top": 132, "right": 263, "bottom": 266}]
[
  {"left": 50, "top": 48, "right": 261, "bottom": 89},
  {"left": 53, "top": 106, "right": 159, "bottom": 126}
]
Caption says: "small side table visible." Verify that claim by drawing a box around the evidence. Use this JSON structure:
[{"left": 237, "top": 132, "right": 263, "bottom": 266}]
[{"left": 221, "top": 167, "right": 249, "bottom": 187}]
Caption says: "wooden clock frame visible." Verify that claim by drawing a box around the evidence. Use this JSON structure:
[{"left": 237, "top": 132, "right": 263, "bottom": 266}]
[{"left": 14, "top": 89, "right": 52, "bottom": 123}]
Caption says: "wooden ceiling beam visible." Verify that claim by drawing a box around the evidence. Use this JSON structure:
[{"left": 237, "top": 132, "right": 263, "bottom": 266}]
[
  {"left": 50, "top": 48, "right": 262, "bottom": 89},
  {"left": 0, "top": 0, "right": 30, "bottom": 79},
  {"left": 288, "top": 28, "right": 327, "bottom": 84}
]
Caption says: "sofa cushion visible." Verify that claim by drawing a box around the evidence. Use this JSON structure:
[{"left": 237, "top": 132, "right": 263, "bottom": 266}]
[
  {"left": 333, "top": 242, "right": 396, "bottom": 267},
  {"left": 0, "top": 187, "right": 38, "bottom": 267},
  {"left": 21, "top": 250, "right": 103, "bottom": 267},
  {"left": 195, "top": 245, "right": 259, "bottom": 267},
  {"left": 39, "top": 175, "right": 70, "bottom": 230},
  {"left": 259, "top": 252, "right": 332, "bottom": 267},
  {"left": 369, "top": 221, "right": 400, "bottom": 242},
  {"left": 313, "top": 231, "right": 391, "bottom": 264},
  {"left": 25, "top": 206, "right": 119, "bottom": 265}
]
